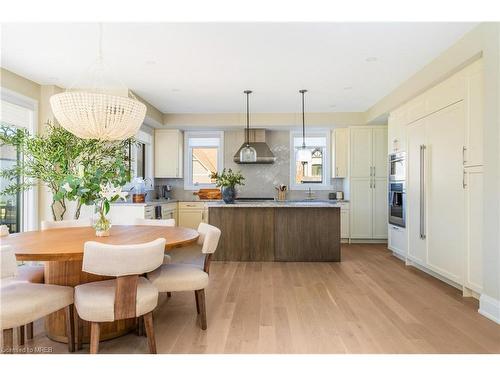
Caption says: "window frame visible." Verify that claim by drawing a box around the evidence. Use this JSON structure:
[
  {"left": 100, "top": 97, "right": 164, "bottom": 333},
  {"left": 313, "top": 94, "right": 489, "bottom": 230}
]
[
  {"left": 1, "top": 87, "right": 38, "bottom": 231},
  {"left": 184, "top": 131, "right": 224, "bottom": 190},
  {"left": 289, "top": 129, "right": 332, "bottom": 190}
]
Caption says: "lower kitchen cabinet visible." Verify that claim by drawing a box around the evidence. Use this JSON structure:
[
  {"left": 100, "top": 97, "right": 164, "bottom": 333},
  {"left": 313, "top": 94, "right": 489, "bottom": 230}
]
[
  {"left": 178, "top": 202, "right": 206, "bottom": 229},
  {"left": 388, "top": 225, "right": 407, "bottom": 257}
]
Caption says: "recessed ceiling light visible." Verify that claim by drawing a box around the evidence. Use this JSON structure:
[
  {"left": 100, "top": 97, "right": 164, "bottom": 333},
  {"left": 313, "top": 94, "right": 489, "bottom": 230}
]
[
  {"left": 343, "top": 86, "right": 353, "bottom": 90},
  {"left": 171, "top": 88, "right": 181, "bottom": 92},
  {"left": 330, "top": 104, "right": 336, "bottom": 108},
  {"left": 48, "top": 76, "right": 58, "bottom": 82},
  {"left": 365, "top": 57, "right": 378, "bottom": 62},
  {"left": 145, "top": 60, "right": 156, "bottom": 65}
]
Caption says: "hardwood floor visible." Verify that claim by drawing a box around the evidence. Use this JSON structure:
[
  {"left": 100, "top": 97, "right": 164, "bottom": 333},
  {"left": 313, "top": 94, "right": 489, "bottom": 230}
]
[{"left": 13, "top": 244, "right": 500, "bottom": 354}]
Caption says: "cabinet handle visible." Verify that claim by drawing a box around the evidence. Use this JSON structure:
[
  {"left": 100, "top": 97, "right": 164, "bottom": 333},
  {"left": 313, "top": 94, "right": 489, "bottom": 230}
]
[
  {"left": 373, "top": 178, "right": 376, "bottom": 189},
  {"left": 373, "top": 166, "right": 376, "bottom": 177},
  {"left": 462, "top": 146, "right": 467, "bottom": 165},
  {"left": 463, "top": 170, "right": 467, "bottom": 189},
  {"left": 419, "top": 145, "right": 426, "bottom": 239},
  {"left": 336, "top": 167, "right": 339, "bottom": 176}
]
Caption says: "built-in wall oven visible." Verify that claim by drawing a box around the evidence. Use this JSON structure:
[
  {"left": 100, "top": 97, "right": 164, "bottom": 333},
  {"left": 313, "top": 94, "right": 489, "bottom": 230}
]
[
  {"left": 389, "top": 151, "right": 406, "bottom": 182},
  {"left": 389, "top": 181, "right": 406, "bottom": 227}
]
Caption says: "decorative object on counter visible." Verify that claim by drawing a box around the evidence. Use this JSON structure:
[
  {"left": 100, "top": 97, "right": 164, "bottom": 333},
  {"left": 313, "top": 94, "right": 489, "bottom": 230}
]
[
  {"left": 193, "top": 189, "right": 222, "bottom": 200},
  {"left": 93, "top": 183, "right": 128, "bottom": 237},
  {"left": 275, "top": 184, "right": 288, "bottom": 201},
  {"left": 0, "top": 121, "right": 131, "bottom": 221},
  {"left": 336, "top": 191, "right": 344, "bottom": 200},
  {"left": 131, "top": 177, "right": 147, "bottom": 203},
  {"left": 50, "top": 24, "right": 146, "bottom": 141},
  {"left": 296, "top": 89, "right": 312, "bottom": 162},
  {"left": 239, "top": 90, "right": 257, "bottom": 163},
  {"left": 210, "top": 169, "right": 245, "bottom": 204}
]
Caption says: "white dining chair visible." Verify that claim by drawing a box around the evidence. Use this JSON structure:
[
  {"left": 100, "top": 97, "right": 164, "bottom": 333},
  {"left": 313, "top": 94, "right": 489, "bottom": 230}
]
[
  {"left": 74, "top": 238, "right": 166, "bottom": 354},
  {"left": 0, "top": 245, "right": 75, "bottom": 354},
  {"left": 134, "top": 218, "right": 175, "bottom": 266},
  {"left": 40, "top": 218, "right": 92, "bottom": 230},
  {"left": 147, "top": 223, "right": 221, "bottom": 330},
  {"left": 134, "top": 218, "right": 175, "bottom": 227}
]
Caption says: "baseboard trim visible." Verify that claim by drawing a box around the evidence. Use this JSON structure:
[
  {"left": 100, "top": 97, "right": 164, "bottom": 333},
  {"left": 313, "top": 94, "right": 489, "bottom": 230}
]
[
  {"left": 479, "top": 294, "right": 500, "bottom": 324},
  {"left": 349, "top": 239, "right": 387, "bottom": 244}
]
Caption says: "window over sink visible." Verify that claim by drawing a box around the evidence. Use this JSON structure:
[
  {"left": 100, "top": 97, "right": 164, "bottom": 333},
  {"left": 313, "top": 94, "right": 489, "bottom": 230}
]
[
  {"left": 184, "top": 131, "right": 224, "bottom": 190},
  {"left": 290, "top": 130, "right": 331, "bottom": 190}
]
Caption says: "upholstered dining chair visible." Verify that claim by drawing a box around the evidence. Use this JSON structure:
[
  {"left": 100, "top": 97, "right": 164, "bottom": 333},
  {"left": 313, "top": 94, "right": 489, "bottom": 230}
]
[
  {"left": 74, "top": 238, "right": 166, "bottom": 354},
  {"left": 41, "top": 218, "right": 92, "bottom": 230},
  {"left": 1, "top": 227, "right": 45, "bottom": 346},
  {"left": 134, "top": 218, "right": 175, "bottom": 267},
  {"left": 0, "top": 245, "right": 75, "bottom": 354},
  {"left": 147, "top": 223, "right": 221, "bottom": 330}
]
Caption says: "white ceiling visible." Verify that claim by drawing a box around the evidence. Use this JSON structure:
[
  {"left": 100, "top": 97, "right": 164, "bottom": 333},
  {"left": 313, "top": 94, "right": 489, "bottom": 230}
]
[{"left": 1, "top": 22, "right": 477, "bottom": 113}]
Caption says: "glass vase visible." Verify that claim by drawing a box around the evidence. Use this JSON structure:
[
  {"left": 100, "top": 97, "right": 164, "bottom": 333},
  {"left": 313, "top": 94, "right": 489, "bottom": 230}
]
[{"left": 93, "top": 204, "right": 111, "bottom": 237}]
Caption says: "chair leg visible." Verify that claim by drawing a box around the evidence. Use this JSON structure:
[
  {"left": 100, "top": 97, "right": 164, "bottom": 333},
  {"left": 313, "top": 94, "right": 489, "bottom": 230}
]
[
  {"left": 136, "top": 316, "right": 145, "bottom": 336},
  {"left": 197, "top": 289, "right": 207, "bottom": 330},
  {"left": 2, "top": 328, "right": 13, "bottom": 354},
  {"left": 18, "top": 325, "right": 25, "bottom": 346},
  {"left": 143, "top": 312, "right": 157, "bottom": 354},
  {"left": 26, "top": 322, "right": 33, "bottom": 340},
  {"left": 65, "top": 304, "right": 75, "bottom": 353},
  {"left": 194, "top": 290, "right": 200, "bottom": 314},
  {"left": 167, "top": 292, "right": 172, "bottom": 298},
  {"left": 75, "top": 311, "right": 83, "bottom": 350},
  {"left": 90, "top": 322, "right": 100, "bottom": 354}
]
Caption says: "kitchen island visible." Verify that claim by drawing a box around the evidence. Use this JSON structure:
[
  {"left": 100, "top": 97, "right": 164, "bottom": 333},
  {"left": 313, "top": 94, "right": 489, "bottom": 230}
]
[{"left": 208, "top": 201, "right": 340, "bottom": 262}]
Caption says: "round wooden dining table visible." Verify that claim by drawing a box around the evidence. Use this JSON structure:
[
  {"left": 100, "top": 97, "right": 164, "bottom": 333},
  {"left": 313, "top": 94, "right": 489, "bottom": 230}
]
[{"left": 2, "top": 225, "right": 199, "bottom": 344}]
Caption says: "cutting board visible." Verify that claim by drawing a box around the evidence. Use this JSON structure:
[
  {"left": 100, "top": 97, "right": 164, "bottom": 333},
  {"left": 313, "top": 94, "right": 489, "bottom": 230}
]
[{"left": 193, "top": 189, "right": 222, "bottom": 200}]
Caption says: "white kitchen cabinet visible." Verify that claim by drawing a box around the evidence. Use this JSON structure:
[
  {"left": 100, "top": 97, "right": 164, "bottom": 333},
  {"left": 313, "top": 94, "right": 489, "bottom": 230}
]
[
  {"left": 161, "top": 202, "right": 178, "bottom": 223},
  {"left": 349, "top": 126, "right": 388, "bottom": 240},
  {"left": 388, "top": 108, "right": 407, "bottom": 153},
  {"left": 464, "top": 166, "right": 483, "bottom": 293},
  {"left": 349, "top": 128, "right": 372, "bottom": 178},
  {"left": 425, "top": 101, "right": 466, "bottom": 283},
  {"left": 340, "top": 208, "right": 350, "bottom": 240},
  {"left": 464, "top": 59, "right": 484, "bottom": 167},
  {"left": 407, "top": 101, "right": 466, "bottom": 284},
  {"left": 108, "top": 204, "right": 156, "bottom": 224},
  {"left": 178, "top": 202, "right": 205, "bottom": 229},
  {"left": 388, "top": 225, "right": 407, "bottom": 257},
  {"left": 350, "top": 178, "right": 373, "bottom": 238},
  {"left": 332, "top": 128, "right": 348, "bottom": 178},
  {"left": 154, "top": 129, "right": 183, "bottom": 178}
]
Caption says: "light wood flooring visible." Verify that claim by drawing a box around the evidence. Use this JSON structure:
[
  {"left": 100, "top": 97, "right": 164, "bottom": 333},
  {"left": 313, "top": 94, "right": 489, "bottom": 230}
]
[{"left": 15, "top": 244, "right": 500, "bottom": 353}]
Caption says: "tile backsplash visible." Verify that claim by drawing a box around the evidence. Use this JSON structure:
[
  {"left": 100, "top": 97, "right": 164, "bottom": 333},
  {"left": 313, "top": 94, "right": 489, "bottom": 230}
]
[{"left": 156, "top": 130, "right": 347, "bottom": 201}]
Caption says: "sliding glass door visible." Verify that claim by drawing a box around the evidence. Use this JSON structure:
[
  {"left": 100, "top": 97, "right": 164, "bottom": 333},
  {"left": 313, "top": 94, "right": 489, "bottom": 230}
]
[{"left": 0, "top": 131, "right": 21, "bottom": 233}]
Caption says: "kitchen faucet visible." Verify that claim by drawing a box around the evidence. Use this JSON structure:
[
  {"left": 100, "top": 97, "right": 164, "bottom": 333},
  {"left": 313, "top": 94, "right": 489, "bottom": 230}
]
[{"left": 306, "top": 188, "right": 315, "bottom": 200}]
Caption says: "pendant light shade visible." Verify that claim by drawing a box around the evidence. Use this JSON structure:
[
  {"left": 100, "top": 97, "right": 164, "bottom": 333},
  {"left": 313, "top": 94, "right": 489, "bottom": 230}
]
[
  {"left": 239, "top": 90, "right": 257, "bottom": 162},
  {"left": 50, "top": 24, "right": 146, "bottom": 140},
  {"left": 296, "top": 89, "right": 312, "bottom": 162},
  {"left": 50, "top": 91, "right": 146, "bottom": 140}
]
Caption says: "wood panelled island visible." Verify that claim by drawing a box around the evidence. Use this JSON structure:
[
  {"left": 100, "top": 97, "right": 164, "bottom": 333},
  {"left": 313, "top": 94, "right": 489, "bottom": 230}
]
[{"left": 208, "top": 201, "right": 340, "bottom": 262}]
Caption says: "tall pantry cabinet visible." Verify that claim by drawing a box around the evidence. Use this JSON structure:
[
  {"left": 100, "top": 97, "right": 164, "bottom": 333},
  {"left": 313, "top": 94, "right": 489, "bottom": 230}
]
[
  {"left": 401, "top": 58, "right": 484, "bottom": 294},
  {"left": 349, "top": 126, "right": 388, "bottom": 239}
]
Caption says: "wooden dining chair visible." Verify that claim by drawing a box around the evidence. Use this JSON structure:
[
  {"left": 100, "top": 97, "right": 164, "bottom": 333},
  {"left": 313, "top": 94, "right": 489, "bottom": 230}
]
[
  {"left": 74, "top": 238, "right": 166, "bottom": 354},
  {"left": 147, "top": 223, "right": 221, "bottom": 330},
  {"left": 0, "top": 245, "right": 75, "bottom": 354}
]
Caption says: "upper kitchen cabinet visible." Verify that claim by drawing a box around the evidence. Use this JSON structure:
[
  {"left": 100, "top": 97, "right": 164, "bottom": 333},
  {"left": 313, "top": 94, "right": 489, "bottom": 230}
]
[
  {"left": 349, "top": 127, "right": 372, "bottom": 178},
  {"left": 332, "top": 128, "right": 348, "bottom": 178},
  {"left": 388, "top": 107, "right": 407, "bottom": 154},
  {"left": 154, "top": 129, "right": 183, "bottom": 178},
  {"left": 464, "top": 59, "right": 484, "bottom": 167}
]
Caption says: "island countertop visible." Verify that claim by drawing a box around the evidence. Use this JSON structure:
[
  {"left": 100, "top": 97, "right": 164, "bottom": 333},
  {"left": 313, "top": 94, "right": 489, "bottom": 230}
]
[{"left": 206, "top": 200, "right": 347, "bottom": 208}]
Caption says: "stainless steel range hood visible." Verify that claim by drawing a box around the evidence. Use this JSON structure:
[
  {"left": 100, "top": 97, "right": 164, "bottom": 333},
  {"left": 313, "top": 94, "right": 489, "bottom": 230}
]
[{"left": 233, "top": 129, "right": 276, "bottom": 164}]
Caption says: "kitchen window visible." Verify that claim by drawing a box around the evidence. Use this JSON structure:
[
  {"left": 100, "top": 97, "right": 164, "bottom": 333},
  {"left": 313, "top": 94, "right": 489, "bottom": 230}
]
[
  {"left": 290, "top": 130, "right": 331, "bottom": 190},
  {"left": 184, "top": 131, "right": 224, "bottom": 190},
  {"left": 0, "top": 88, "right": 38, "bottom": 232}
]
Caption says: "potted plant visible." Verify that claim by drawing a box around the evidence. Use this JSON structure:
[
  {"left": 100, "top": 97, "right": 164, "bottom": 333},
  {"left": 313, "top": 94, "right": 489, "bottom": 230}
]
[{"left": 210, "top": 168, "right": 245, "bottom": 204}]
